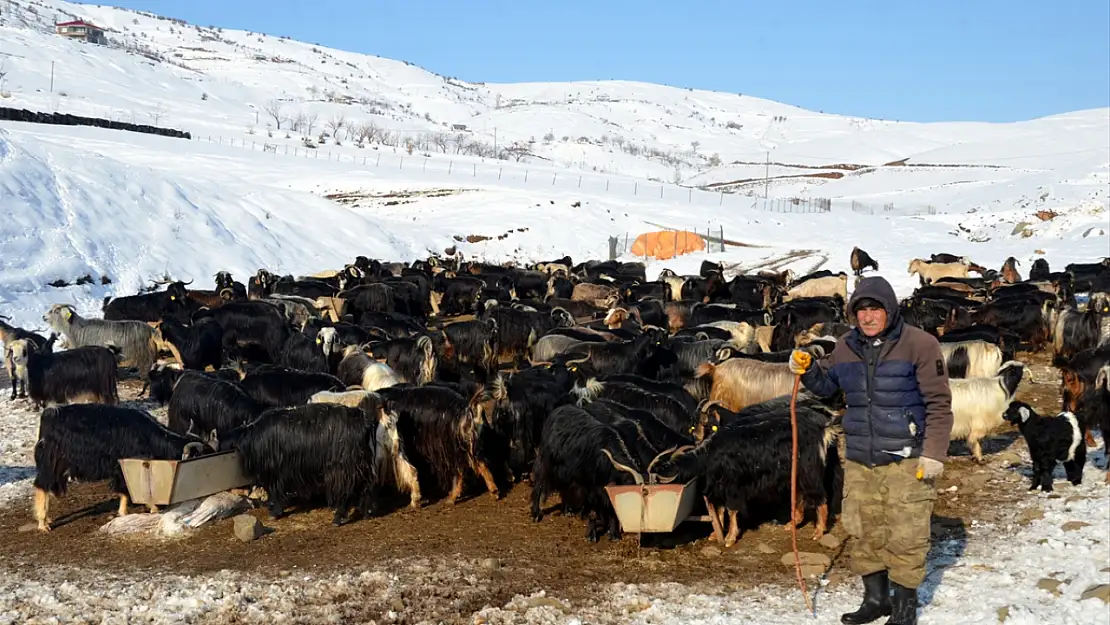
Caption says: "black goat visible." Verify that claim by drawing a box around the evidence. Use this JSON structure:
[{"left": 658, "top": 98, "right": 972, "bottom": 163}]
[
  {"left": 214, "top": 402, "right": 385, "bottom": 525},
  {"left": 237, "top": 367, "right": 345, "bottom": 407},
  {"left": 14, "top": 335, "right": 118, "bottom": 408},
  {"left": 167, "top": 374, "right": 267, "bottom": 437},
  {"left": 153, "top": 318, "right": 224, "bottom": 372},
  {"left": 32, "top": 404, "right": 212, "bottom": 531}
]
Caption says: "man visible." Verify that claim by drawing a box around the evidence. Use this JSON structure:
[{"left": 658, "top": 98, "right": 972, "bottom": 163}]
[{"left": 789, "top": 276, "right": 952, "bottom": 625}]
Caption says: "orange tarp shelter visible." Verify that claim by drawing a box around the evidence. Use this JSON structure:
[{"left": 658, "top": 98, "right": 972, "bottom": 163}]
[{"left": 630, "top": 230, "right": 706, "bottom": 260}]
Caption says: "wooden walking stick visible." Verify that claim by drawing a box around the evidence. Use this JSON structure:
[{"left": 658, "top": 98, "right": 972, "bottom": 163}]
[{"left": 789, "top": 373, "right": 815, "bottom": 616}]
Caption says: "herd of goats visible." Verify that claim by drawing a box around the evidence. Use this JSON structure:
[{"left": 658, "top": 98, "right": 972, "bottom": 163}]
[{"left": 1, "top": 249, "right": 1109, "bottom": 544}]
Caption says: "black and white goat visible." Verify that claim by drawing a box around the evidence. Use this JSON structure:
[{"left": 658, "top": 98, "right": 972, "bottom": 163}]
[{"left": 1002, "top": 401, "right": 1084, "bottom": 491}]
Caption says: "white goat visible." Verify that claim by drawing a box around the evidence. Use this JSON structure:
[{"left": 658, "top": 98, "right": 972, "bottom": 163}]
[
  {"left": 335, "top": 345, "right": 401, "bottom": 391},
  {"left": 948, "top": 360, "right": 1025, "bottom": 462},
  {"left": 703, "top": 320, "right": 757, "bottom": 352},
  {"left": 42, "top": 304, "right": 156, "bottom": 377},
  {"left": 784, "top": 274, "right": 848, "bottom": 302},
  {"left": 908, "top": 259, "right": 970, "bottom": 285}
]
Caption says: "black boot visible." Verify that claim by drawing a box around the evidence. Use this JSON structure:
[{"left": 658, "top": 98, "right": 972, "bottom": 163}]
[
  {"left": 884, "top": 583, "right": 918, "bottom": 625},
  {"left": 841, "top": 571, "right": 891, "bottom": 624}
]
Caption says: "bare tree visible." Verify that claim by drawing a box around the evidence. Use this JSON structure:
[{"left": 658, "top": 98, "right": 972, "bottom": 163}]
[
  {"left": 303, "top": 112, "right": 320, "bottom": 137},
  {"left": 690, "top": 140, "right": 700, "bottom": 153},
  {"left": 325, "top": 113, "right": 347, "bottom": 141},
  {"left": 450, "top": 132, "right": 468, "bottom": 155},
  {"left": 0, "top": 61, "right": 8, "bottom": 92},
  {"left": 505, "top": 141, "right": 530, "bottom": 162},
  {"left": 354, "top": 121, "right": 380, "bottom": 144},
  {"left": 431, "top": 132, "right": 450, "bottom": 153},
  {"left": 263, "top": 99, "right": 287, "bottom": 130},
  {"left": 708, "top": 152, "right": 722, "bottom": 167},
  {"left": 290, "top": 110, "right": 306, "bottom": 134},
  {"left": 306, "top": 85, "right": 319, "bottom": 100}
]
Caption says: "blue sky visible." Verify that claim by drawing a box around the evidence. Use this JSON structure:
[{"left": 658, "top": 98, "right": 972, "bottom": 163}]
[{"left": 104, "top": 1, "right": 1109, "bottom": 123}]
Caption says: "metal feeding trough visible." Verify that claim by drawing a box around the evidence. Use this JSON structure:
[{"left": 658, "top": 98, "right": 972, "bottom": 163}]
[
  {"left": 118, "top": 450, "right": 252, "bottom": 507},
  {"left": 604, "top": 480, "right": 700, "bottom": 533}
]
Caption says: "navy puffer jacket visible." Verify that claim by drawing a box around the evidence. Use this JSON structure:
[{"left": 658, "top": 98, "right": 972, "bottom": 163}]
[{"left": 801, "top": 277, "right": 954, "bottom": 467}]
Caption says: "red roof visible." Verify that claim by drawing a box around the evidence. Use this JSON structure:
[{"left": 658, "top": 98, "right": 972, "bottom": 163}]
[{"left": 56, "top": 20, "right": 103, "bottom": 30}]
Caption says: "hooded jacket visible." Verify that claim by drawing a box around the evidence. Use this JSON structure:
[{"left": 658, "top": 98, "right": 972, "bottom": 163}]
[{"left": 801, "top": 276, "right": 954, "bottom": 466}]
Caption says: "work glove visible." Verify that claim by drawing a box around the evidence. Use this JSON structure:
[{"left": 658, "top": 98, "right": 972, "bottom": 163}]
[
  {"left": 917, "top": 456, "right": 944, "bottom": 480},
  {"left": 788, "top": 350, "right": 812, "bottom": 376}
]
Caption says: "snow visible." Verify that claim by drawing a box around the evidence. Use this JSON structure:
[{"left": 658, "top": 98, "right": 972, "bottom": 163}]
[
  {"left": 0, "top": 0, "right": 1108, "bottom": 622},
  {"left": 0, "top": 0, "right": 1107, "bottom": 332}
]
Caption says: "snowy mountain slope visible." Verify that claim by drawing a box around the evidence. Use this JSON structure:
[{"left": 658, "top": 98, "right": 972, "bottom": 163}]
[
  {"left": 0, "top": 125, "right": 425, "bottom": 326},
  {"left": 0, "top": 0, "right": 1106, "bottom": 213},
  {"left": 1, "top": 120, "right": 1107, "bottom": 333}
]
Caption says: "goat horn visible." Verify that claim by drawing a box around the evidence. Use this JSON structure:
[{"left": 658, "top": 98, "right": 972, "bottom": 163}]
[
  {"left": 654, "top": 474, "right": 680, "bottom": 484},
  {"left": 181, "top": 442, "right": 206, "bottom": 460},
  {"left": 646, "top": 446, "right": 678, "bottom": 473},
  {"left": 565, "top": 353, "right": 591, "bottom": 366},
  {"left": 600, "top": 448, "right": 643, "bottom": 486},
  {"left": 181, "top": 279, "right": 194, "bottom": 286},
  {"left": 670, "top": 445, "right": 696, "bottom": 458}
]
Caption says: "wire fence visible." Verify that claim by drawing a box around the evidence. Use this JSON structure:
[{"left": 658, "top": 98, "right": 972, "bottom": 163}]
[{"left": 193, "top": 134, "right": 941, "bottom": 218}]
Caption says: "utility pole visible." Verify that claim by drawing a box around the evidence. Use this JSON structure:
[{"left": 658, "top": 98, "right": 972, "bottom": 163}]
[
  {"left": 763, "top": 150, "right": 770, "bottom": 198},
  {"left": 49, "top": 60, "right": 54, "bottom": 93},
  {"left": 494, "top": 127, "right": 497, "bottom": 154}
]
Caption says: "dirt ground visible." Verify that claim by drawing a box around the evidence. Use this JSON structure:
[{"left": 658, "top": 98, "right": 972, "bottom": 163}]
[{"left": 0, "top": 350, "right": 1073, "bottom": 623}]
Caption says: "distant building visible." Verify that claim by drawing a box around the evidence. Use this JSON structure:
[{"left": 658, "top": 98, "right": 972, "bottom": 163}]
[
  {"left": 451, "top": 124, "right": 468, "bottom": 132},
  {"left": 55, "top": 20, "right": 106, "bottom": 45}
]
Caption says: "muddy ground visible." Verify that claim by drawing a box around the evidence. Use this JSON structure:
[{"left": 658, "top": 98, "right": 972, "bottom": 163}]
[{"left": 0, "top": 351, "right": 1077, "bottom": 623}]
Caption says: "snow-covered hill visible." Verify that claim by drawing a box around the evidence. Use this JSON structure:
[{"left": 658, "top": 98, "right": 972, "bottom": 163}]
[
  {"left": 0, "top": 0, "right": 1107, "bottom": 332},
  {"left": 1, "top": 0, "right": 1108, "bottom": 205}
]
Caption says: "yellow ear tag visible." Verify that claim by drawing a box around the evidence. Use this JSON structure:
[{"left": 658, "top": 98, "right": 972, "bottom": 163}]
[
  {"left": 170, "top": 296, "right": 175, "bottom": 300},
  {"left": 711, "top": 425, "right": 718, "bottom": 432}
]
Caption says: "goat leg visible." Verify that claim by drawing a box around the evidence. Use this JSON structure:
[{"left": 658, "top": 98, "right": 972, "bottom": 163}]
[
  {"left": 705, "top": 497, "right": 725, "bottom": 543},
  {"left": 447, "top": 471, "right": 465, "bottom": 505},
  {"left": 723, "top": 509, "right": 741, "bottom": 548},
  {"left": 812, "top": 503, "right": 828, "bottom": 541}
]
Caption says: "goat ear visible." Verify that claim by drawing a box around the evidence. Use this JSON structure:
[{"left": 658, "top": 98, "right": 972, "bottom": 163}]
[{"left": 1018, "top": 406, "right": 1030, "bottom": 422}]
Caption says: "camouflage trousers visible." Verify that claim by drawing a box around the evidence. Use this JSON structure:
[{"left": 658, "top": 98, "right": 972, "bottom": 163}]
[{"left": 842, "top": 459, "right": 938, "bottom": 589}]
